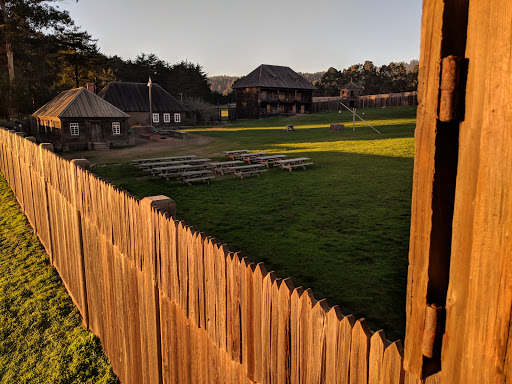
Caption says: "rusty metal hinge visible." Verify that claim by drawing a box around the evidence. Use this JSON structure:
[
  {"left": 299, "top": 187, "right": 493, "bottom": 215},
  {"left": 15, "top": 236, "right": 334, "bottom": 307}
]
[
  {"left": 439, "top": 56, "right": 463, "bottom": 122},
  {"left": 422, "top": 303, "right": 443, "bottom": 358}
]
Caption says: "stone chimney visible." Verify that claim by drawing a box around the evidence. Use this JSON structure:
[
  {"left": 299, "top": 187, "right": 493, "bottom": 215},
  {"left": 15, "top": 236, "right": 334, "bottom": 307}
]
[{"left": 85, "top": 82, "right": 95, "bottom": 94}]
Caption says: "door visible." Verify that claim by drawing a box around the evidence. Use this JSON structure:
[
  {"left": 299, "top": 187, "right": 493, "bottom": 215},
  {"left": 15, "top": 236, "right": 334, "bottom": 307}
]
[{"left": 89, "top": 121, "right": 103, "bottom": 142}]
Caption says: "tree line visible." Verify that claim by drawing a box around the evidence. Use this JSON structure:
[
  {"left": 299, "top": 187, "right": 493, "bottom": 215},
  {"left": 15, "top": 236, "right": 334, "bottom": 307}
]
[
  {"left": 0, "top": 0, "right": 232, "bottom": 119},
  {"left": 1, "top": 1, "right": 419, "bottom": 120},
  {"left": 314, "top": 60, "right": 419, "bottom": 97}
]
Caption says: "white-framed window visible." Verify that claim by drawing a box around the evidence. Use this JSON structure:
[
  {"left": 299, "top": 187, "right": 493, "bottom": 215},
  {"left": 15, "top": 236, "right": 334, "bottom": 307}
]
[
  {"left": 163, "top": 113, "right": 170, "bottom": 123},
  {"left": 70, "top": 122, "right": 79, "bottom": 136},
  {"left": 152, "top": 113, "right": 159, "bottom": 123},
  {"left": 112, "top": 122, "right": 121, "bottom": 135},
  {"left": 174, "top": 113, "right": 181, "bottom": 123}
]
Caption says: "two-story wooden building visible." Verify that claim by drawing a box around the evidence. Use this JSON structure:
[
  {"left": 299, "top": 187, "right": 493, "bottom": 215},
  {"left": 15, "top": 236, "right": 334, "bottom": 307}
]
[
  {"left": 232, "top": 64, "right": 316, "bottom": 119},
  {"left": 98, "top": 82, "right": 188, "bottom": 128},
  {"left": 32, "top": 87, "right": 130, "bottom": 151}
]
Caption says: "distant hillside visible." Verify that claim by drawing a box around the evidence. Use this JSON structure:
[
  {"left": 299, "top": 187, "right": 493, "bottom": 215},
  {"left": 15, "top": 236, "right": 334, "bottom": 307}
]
[
  {"left": 208, "top": 76, "right": 239, "bottom": 95},
  {"left": 209, "top": 71, "right": 324, "bottom": 95},
  {"left": 298, "top": 71, "right": 325, "bottom": 85}
]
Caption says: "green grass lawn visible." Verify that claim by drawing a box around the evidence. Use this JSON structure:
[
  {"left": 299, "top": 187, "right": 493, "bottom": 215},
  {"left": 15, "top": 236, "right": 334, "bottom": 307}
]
[
  {"left": 93, "top": 106, "right": 416, "bottom": 341},
  {"left": 0, "top": 176, "right": 118, "bottom": 384}
]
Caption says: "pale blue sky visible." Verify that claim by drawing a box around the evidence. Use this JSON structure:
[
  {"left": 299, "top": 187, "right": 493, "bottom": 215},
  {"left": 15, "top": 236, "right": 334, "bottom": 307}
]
[{"left": 60, "top": 0, "right": 423, "bottom": 76}]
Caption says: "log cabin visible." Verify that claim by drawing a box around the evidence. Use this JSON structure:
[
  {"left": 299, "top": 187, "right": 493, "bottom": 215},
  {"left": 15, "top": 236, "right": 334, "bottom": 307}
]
[
  {"left": 31, "top": 87, "right": 130, "bottom": 151},
  {"left": 98, "top": 82, "right": 188, "bottom": 128},
  {"left": 232, "top": 64, "right": 316, "bottom": 119}
]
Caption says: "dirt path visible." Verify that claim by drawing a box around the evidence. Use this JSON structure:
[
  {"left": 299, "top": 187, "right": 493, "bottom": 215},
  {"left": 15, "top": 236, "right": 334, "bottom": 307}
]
[{"left": 61, "top": 133, "right": 224, "bottom": 165}]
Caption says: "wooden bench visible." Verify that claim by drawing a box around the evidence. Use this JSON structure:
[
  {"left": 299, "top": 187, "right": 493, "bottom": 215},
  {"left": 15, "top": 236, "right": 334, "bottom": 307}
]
[
  {"left": 280, "top": 162, "right": 314, "bottom": 171},
  {"left": 182, "top": 176, "right": 215, "bottom": 185},
  {"left": 233, "top": 169, "right": 268, "bottom": 179}
]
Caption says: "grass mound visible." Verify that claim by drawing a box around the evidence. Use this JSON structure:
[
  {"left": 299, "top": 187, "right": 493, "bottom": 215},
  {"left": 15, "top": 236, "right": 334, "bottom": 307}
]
[{"left": 0, "top": 175, "right": 118, "bottom": 384}]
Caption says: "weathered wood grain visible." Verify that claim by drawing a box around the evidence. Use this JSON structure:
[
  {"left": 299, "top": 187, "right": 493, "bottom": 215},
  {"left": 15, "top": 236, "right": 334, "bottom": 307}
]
[
  {"left": 404, "top": 0, "right": 445, "bottom": 378},
  {"left": 349, "top": 318, "right": 372, "bottom": 384},
  {"left": 290, "top": 287, "right": 304, "bottom": 384},
  {"left": 325, "top": 306, "right": 342, "bottom": 384},
  {"left": 381, "top": 340, "right": 404, "bottom": 384},
  {"left": 369, "top": 330, "right": 388, "bottom": 384}
]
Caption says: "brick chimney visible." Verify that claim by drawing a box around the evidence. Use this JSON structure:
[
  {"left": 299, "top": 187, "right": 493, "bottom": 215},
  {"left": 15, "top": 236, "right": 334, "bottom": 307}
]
[{"left": 85, "top": 82, "right": 96, "bottom": 94}]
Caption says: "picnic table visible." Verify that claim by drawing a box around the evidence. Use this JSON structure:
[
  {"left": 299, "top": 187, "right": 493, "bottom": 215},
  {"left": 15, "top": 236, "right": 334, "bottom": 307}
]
[
  {"left": 132, "top": 155, "right": 196, "bottom": 165},
  {"left": 209, "top": 160, "right": 245, "bottom": 175},
  {"left": 256, "top": 154, "right": 287, "bottom": 167},
  {"left": 153, "top": 163, "right": 210, "bottom": 175},
  {"left": 179, "top": 170, "right": 215, "bottom": 185},
  {"left": 223, "top": 149, "right": 249, "bottom": 160},
  {"left": 152, "top": 164, "right": 193, "bottom": 179},
  {"left": 239, "top": 152, "right": 268, "bottom": 163},
  {"left": 143, "top": 158, "right": 212, "bottom": 172},
  {"left": 275, "top": 157, "right": 314, "bottom": 171},
  {"left": 228, "top": 164, "right": 267, "bottom": 179}
]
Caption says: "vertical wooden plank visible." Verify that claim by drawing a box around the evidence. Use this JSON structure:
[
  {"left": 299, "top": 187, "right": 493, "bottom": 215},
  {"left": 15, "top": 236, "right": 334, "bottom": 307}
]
[
  {"left": 290, "top": 286, "right": 304, "bottom": 384},
  {"left": 252, "top": 262, "right": 267, "bottom": 381},
  {"left": 403, "top": 0, "right": 445, "bottom": 378},
  {"left": 325, "top": 306, "right": 342, "bottom": 384},
  {"left": 276, "top": 278, "right": 293, "bottom": 384},
  {"left": 176, "top": 305, "right": 191, "bottom": 384},
  {"left": 307, "top": 299, "right": 328, "bottom": 384},
  {"left": 369, "top": 330, "right": 388, "bottom": 384},
  {"left": 177, "top": 222, "right": 189, "bottom": 315},
  {"left": 443, "top": 2, "right": 512, "bottom": 384},
  {"left": 196, "top": 233, "right": 207, "bottom": 330},
  {"left": 349, "top": 318, "right": 372, "bottom": 384},
  {"left": 337, "top": 315, "right": 356, "bottom": 384},
  {"left": 241, "top": 258, "right": 255, "bottom": 380},
  {"left": 204, "top": 237, "right": 217, "bottom": 343},
  {"left": 260, "top": 271, "right": 275, "bottom": 383},
  {"left": 228, "top": 253, "right": 242, "bottom": 363},
  {"left": 187, "top": 228, "right": 199, "bottom": 326},
  {"left": 299, "top": 288, "right": 315, "bottom": 384},
  {"left": 381, "top": 341, "right": 404, "bottom": 384},
  {"left": 214, "top": 244, "right": 228, "bottom": 352}
]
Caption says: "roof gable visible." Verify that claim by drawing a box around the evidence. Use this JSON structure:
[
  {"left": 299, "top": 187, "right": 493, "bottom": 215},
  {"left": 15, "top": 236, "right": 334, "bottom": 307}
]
[
  {"left": 340, "top": 81, "right": 361, "bottom": 90},
  {"left": 97, "top": 82, "right": 188, "bottom": 113},
  {"left": 232, "top": 64, "right": 317, "bottom": 90},
  {"left": 32, "top": 88, "right": 129, "bottom": 118}
]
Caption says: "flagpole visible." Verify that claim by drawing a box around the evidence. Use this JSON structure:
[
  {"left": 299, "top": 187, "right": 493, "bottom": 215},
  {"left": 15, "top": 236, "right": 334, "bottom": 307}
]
[{"left": 148, "top": 76, "right": 152, "bottom": 126}]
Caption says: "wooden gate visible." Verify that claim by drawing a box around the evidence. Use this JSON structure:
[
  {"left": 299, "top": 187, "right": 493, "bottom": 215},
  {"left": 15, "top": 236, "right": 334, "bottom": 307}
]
[{"left": 404, "top": 0, "right": 512, "bottom": 382}]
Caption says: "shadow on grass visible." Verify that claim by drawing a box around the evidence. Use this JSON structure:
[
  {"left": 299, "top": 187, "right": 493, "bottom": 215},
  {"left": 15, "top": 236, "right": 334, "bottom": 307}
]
[{"left": 94, "top": 148, "right": 413, "bottom": 342}]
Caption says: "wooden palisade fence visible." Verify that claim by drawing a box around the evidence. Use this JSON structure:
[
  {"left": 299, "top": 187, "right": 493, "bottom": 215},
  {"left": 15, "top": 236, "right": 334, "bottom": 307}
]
[{"left": 0, "top": 129, "right": 434, "bottom": 383}]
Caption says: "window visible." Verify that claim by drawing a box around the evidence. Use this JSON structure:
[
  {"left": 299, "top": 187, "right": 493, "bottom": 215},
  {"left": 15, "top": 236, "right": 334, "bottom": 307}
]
[
  {"left": 152, "top": 113, "right": 159, "bottom": 123},
  {"left": 163, "top": 113, "right": 170, "bottom": 123},
  {"left": 174, "top": 113, "right": 181, "bottom": 123},
  {"left": 112, "top": 122, "right": 121, "bottom": 135},
  {"left": 70, "top": 123, "right": 79, "bottom": 136}
]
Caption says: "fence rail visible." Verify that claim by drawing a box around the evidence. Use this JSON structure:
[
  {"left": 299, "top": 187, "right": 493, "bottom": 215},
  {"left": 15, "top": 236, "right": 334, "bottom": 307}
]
[{"left": 0, "top": 129, "right": 430, "bottom": 383}]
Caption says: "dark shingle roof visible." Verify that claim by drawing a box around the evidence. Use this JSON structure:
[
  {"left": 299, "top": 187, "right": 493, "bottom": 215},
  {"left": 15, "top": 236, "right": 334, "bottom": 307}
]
[
  {"left": 340, "top": 81, "right": 361, "bottom": 90},
  {"left": 232, "top": 64, "right": 316, "bottom": 90},
  {"left": 97, "top": 82, "right": 188, "bottom": 113},
  {"left": 32, "top": 88, "right": 129, "bottom": 118}
]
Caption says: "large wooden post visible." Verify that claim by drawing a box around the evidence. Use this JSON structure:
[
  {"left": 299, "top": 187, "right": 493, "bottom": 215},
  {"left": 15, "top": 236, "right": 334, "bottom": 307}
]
[{"left": 405, "top": 0, "right": 512, "bottom": 382}]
